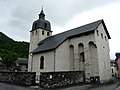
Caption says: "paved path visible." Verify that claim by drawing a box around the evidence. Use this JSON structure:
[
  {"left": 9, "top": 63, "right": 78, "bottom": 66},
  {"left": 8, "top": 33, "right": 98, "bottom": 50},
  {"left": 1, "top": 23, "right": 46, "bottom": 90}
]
[
  {"left": 0, "top": 83, "right": 119, "bottom": 90},
  {"left": 89, "top": 83, "right": 119, "bottom": 90},
  {"left": 53, "top": 83, "right": 119, "bottom": 90},
  {"left": 0, "top": 83, "right": 39, "bottom": 90}
]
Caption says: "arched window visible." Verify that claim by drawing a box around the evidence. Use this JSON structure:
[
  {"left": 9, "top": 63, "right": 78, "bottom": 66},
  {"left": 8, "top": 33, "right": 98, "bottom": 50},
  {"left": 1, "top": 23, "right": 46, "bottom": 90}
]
[
  {"left": 78, "top": 43, "right": 85, "bottom": 62},
  {"left": 40, "top": 56, "right": 44, "bottom": 69},
  {"left": 105, "top": 36, "right": 107, "bottom": 41},
  {"left": 69, "top": 45, "right": 74, "bottom": 70},
  {"left": 80, "top": 52, "right": 85, "bottom": 62},
  {"left": 32, "top": 32, "right": 34, "bottom": 35},
  {"left": 47, "top": 32, "right": 49, "bottom": 36},
  {"left": 101, "top": 33, "right": 103, "bottom": 39},
  {"left": 42, "top": 30, "right": 44, "bottom": 35},
  {"left": 89, "top": 41, "right": 98, "bottom": 74},
  {"left": 35, "top": 30, "right": 37, "bottom": 35},
  {"left": 97, "top": 30, "right": 99, "bottom": 36}
]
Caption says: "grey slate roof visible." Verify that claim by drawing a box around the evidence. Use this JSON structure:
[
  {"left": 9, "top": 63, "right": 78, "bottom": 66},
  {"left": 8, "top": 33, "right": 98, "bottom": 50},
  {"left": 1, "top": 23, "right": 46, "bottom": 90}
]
[
  {"left": 16, "top": 58, "right": 28, "bottom": 65},
  {"left": 31, "top": 19, "right": 51, "bottom": 32},
  {"left": 32, "top": 19, "right": 111, "bottom": 54}
]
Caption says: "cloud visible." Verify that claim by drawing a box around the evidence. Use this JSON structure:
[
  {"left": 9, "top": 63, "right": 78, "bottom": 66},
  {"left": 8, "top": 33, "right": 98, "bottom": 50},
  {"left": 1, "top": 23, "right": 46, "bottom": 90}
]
[
  {"left": 0, "top": 0, "right": 120, "bottom": 58},
  {"left": 0, "top": 0, "right": 117, "bottom": 40},
  {"left": 42, "top": 0, "right": 115, "bottom": 27},
  {"left": 0, "top": 0, "right": 43, "bottom": 41},
  {"left": 51, "top": 1, "right": 120, "bottom": 59}
]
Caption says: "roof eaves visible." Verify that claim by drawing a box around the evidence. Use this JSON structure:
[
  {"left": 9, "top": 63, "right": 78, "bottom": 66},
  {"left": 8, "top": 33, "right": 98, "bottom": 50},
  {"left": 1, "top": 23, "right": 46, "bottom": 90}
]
[
  {"left": 32, "top": 48, "right": 55, "bottom": 54},
  {"left": 30, "top": 27, "right": 52, "bottom": 32}
]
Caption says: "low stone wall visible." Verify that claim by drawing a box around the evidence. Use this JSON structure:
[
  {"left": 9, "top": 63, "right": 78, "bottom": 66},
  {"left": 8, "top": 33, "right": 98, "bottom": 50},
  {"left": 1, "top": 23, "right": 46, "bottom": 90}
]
[
  {"left": 0, "top": 71, "right": 36, "bottom": 86},
  {"left": 40, "top": 71, "right": 85, "bottom": 88}
]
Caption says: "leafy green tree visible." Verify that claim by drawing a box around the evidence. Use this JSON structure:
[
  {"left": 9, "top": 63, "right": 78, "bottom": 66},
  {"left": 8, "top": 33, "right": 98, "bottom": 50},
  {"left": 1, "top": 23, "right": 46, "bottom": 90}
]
[
  {"left": 0, "top": 32, "right": 29, "bottom": 71},
  {"left": 0, "top": 51, "right": 19, "bottom": 70}
]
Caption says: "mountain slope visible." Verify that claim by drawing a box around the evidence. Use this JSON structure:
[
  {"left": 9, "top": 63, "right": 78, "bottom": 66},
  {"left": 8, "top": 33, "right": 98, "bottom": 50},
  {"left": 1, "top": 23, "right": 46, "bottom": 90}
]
[{"left": 0, "top": 32, "right": 29, "bottom": 59}]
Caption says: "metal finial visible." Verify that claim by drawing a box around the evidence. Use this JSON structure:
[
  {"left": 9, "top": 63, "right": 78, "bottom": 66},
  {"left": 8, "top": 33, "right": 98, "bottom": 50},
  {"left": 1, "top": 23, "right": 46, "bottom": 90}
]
[{"left": 42, "top": 6, "right": 43, "bottom": 10}]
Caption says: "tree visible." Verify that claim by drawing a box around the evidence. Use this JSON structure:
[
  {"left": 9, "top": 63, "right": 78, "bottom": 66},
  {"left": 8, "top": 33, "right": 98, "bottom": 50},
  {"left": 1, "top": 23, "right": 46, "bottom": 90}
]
[
  {"left": 0, "top": 32, "right": 29, "bottom": 59},
  {"left": 0, "top": 51, "right": 19, "bottom": 71}
]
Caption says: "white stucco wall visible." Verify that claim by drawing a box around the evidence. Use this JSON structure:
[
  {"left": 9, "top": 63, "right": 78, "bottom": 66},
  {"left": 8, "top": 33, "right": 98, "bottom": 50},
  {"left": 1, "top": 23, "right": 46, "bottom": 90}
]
[
  {"left": 95, "top": 23, "right": 112, "bottom": 83},
  {"left": 32, "top": 51, "right": 55, "bottom": 75},
  {"left": 55, "top": 32, "right": 98, "bottom": 82},
  {"left": 28, "top": 28, "right": 52, "bottom": 72},
  {"left": 29, "top": 28, "right": 52, "bottom": 52},
  {"left": 55, "top": 40, "right": 70, "bottom": 71},
  {"left": 51, "top": 24, "right": 111, "bottom": 83}
]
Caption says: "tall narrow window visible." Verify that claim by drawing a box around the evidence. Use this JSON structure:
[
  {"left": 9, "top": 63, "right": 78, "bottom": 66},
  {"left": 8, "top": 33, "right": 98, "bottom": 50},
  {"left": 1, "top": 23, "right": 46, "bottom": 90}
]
[
  {"left": 47, "top": 32, "right": 49, "bottom": 36},
  {"left": 78, "top": 43, "right": 84, "bottom": 62},
  {"left": 105, "top": 36, "right": 107, "bottom": 41},
  {"left": 97, "top": 30, "right": 99, "bottom": 36},
  {"left": 101, "top": 33, "right": 103, "bottom": 39},
  {"left": 42, "top": 30, "right": 44, "bottom": 35},
  {"left": 80, "top": 52, "right": 85, "bottom": 62},
  {"left": 32, "top": 32, "right": 34, "bottom": 35},
  {"left": 78, "top": 43, "right": 85, "bottom": 71},
  {"left": 40, "top": 56, "right": 44, "bottom": 69},
  {"left": 112, "top": 68, "right": 114, "bottom": 73},
  {"left": 35, "top": 30, "right": 37, "bottom": 35}
]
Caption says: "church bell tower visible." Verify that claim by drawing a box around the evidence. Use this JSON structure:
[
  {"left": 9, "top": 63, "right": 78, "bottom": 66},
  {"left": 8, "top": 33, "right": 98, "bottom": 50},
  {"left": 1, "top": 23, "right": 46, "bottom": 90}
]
[
  {"left": 29, "top": 8, "right": 52, "bottom": 52},
  {"left": 28, "top": 8, "right": 52, "bottom": 72}
]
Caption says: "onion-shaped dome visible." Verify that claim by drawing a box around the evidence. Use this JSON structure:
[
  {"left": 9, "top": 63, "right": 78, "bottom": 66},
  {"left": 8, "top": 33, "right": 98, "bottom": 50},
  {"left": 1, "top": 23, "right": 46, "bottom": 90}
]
[{"left": 31, "top": 9, "right": 51, "bottom": 31}]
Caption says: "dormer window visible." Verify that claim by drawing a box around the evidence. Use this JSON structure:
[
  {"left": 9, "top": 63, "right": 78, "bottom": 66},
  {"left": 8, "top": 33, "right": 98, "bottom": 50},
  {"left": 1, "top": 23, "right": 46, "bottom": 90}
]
[
  {"left": 44, "top": 23, "right": 47, "bottom": 28},
  {"left": 35, "top": 23, "right": 37, "bottom": 29}
]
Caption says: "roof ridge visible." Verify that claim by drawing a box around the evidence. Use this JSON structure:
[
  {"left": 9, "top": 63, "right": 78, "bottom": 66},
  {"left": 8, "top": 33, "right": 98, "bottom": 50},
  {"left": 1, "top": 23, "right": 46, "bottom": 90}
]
[{"left": 52, "top": 19, "right": 103, "bottom": 37}]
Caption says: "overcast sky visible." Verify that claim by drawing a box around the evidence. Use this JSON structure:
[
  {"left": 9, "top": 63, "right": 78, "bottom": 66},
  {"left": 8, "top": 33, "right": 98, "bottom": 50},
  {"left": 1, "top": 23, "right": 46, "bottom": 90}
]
[{"left": 0, "top": 0, "right": 120, "bottom": 59}]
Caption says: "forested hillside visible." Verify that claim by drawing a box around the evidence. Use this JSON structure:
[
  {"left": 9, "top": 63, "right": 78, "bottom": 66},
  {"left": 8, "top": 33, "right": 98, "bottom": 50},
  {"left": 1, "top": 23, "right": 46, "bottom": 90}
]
[{"left": 0, "top": 32, "right": 29, "bottom": 59}]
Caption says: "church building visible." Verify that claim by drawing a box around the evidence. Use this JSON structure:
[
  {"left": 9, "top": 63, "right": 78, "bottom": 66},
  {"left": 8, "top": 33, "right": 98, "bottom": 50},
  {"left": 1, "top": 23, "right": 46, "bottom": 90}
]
[{"left": 28, "top": 9, "right": 112, "bottom": 83}]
